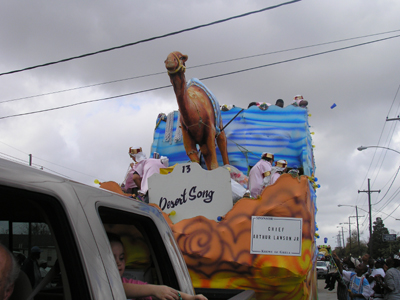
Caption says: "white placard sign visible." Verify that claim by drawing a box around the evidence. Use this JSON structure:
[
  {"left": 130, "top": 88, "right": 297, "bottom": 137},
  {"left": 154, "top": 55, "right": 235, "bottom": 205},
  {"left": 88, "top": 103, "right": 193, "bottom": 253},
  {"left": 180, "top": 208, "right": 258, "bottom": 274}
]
[
  {"left": 148, "top": 162, "right": 233, "bottom": 223},
  {"left": 250, "top": 216, "right": 302, "bottom": 256}
]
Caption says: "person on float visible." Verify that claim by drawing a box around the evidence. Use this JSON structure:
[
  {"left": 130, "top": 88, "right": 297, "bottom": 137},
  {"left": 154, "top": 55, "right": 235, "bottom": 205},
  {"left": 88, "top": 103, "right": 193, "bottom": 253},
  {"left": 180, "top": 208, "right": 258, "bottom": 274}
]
[
  {"left": 270, "top": 159, "right": 288, "bottom": 185},
  {"left": 121, "top": 147, "right": 143, "bottom": 195},
  {"left": 291, "top": 95, "right": 308, "bottom": 108},
  {"left": 275, "top": 99, "right": 284, "bottom": 108},
  {"left": 127, "top": 147, "right": 169, "bottom": 202},
  {"left": 248, "top": 152, "right": 274, "bottom": 198},
  {"left": 247, "top": 102, "right": 259, "bottom": 108}
]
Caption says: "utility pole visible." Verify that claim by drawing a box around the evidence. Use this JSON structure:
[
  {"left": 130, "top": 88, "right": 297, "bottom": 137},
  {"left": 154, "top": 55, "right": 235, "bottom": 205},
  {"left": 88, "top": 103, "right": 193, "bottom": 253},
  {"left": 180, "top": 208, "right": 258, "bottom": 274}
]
[
  {"left": 358, "top": 178, "right": 380, "bottom": 257},
  {"left": 342, "top": 226, "right": 345, "bottom": 249},
  {"left": 350, "top": 212, "right": 365, "bottom": 257},
  {"left": 345, "top": 219, "right": 355, "bottom": 254},
  {"left": 348, "top": 218, "right": 352, "bottom": 254},
  {"left": 337, "top": 226, "right": 346, "bottom": 250},
  {"left": 356, "top": 207, "right": 360, "bottom": 256},
  {"left": 29, "top": 154, "right": 32, "bottom": 166},
  {"left": 337, "top": 232, "right": 342, "bottom": 248}
]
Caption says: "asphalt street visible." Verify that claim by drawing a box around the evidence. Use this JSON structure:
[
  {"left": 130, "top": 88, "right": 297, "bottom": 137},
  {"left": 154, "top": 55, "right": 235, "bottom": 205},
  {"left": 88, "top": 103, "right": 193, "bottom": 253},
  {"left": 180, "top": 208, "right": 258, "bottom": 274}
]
[{"left": 317, "top": 278, "right": 337, "bottom": 300}]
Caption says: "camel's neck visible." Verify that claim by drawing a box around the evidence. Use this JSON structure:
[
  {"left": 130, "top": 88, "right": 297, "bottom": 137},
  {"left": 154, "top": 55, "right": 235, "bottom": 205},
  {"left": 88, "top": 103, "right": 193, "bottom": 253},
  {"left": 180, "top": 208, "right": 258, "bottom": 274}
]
[{"left": 169, "top": 72, "right": 192, "bottom": 119}]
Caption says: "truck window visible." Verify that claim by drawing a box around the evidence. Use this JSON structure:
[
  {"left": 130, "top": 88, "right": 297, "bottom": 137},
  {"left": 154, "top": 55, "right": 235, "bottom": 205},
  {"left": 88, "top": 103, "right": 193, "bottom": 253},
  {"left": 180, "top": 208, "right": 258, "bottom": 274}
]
[
  {"left": 98, "top": 206, "right": 180, "bottom": 289},
  {"left": 0, "top": 185, "right": 90, "bottom": 299}
]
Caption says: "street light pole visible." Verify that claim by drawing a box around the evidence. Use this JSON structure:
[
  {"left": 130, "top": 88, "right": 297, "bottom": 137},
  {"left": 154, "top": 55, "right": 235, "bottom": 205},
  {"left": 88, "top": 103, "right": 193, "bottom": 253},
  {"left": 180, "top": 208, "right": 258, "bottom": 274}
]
[
  {"left": 338, "top": 205, "right": 366, "bottom": 257},
  {"left": 349, "top": 214, "right": 364, "bottom": 256},
  {"left": 346, "top": 219, "right": 355, "bottom": 254},
  {"left": 357, "top": 145, "right": 400, "bottom": 155},
  {"left": 337, "top": 225, "right": 346, "bottom": 250},
  {"left": 342, "top": 226, "right": 345, "bottom": 250},
  {"left": 356, "top": 207, "right": 360, "bottom": 256},
  {"left": 348, "top": 219, "right": 351, "bottom": 254},
  {"left": 340, "top": 222, "right": 355, "bottom": 253}
]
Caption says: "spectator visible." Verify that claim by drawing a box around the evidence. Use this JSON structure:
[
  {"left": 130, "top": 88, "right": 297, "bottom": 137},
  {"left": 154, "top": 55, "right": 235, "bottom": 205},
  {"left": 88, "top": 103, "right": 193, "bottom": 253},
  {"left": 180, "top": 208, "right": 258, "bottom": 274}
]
[
  {"left": 324, "top": 271, "right": 339, "bottom": 291},
  {"left": 39, "top": 260, "right": 49, "bottom": 278},
  {"left": 376, "top": 254, "right": 400, "bottom": 299},
  {"left": 107, "top": 232, "right": 207, "bottom": 300},
  {"left": 13, "top": 253, "right": 26, "bottom": 267},
  {"left": 333, "top": 252, "right": 373, "bottom": 300},
  {"left": 369, "top": 260, "right": 385, "bottom": 299},
  {"left": 21, "top": 246, "right": 43, "bottom": 288},
  {"left": 0, "top": 243, "right": 20, "bottom": 300}
]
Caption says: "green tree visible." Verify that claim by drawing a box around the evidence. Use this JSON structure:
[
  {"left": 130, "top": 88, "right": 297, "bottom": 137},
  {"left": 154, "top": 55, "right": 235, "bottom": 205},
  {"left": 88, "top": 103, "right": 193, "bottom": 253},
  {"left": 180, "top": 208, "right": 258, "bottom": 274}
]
[
  {"left": 368, "top": 217, "right": 390, "bottom": 258},
  {"left": 344, "top": 230, "right": 357, "bottom": 256},
  {"left": 344, "top": 229, "right": 368, "bottom": 257}
]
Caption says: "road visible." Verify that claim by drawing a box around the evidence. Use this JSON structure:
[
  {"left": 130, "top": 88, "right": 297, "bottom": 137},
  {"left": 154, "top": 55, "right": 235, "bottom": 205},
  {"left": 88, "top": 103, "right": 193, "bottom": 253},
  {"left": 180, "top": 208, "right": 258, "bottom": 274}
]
[{"left": 317, "top": 278, "right": 337, "bottom": 300}]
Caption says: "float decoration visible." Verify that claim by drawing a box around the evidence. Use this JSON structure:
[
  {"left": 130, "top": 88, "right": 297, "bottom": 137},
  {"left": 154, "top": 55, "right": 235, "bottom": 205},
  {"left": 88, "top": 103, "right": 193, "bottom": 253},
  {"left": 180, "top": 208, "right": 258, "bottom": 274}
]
[{"left": 149, "top": 173, "right": 317, "bottom": 300}]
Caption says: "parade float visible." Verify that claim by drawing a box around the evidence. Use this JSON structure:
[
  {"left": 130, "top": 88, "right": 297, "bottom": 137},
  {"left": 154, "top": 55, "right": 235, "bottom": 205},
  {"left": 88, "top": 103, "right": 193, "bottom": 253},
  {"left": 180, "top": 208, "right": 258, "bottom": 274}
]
[
  {"left": 317, "top": 245, "right": 332, "bottom": 261},
  {"left": 147, "top": 102, "right": 318, "bottom": 299},
  {"left": 100, "top": 52, "right": 318, "bottom": 299}
]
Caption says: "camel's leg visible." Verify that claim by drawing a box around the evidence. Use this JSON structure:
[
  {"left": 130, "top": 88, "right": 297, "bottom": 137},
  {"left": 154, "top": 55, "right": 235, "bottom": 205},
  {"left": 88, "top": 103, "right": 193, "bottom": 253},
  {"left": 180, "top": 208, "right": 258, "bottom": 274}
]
[
  {"left": 182, "top": 128, "right": 200, "bottom": 163},
  {"left": 216, "top": 119, "right": 230, "bottom": 165},
  {"left": 201, "top": 128, "right": 219, "bottom": 170},
  {"left": 216, "top": 126, "right": 230, "bottom": 166}
]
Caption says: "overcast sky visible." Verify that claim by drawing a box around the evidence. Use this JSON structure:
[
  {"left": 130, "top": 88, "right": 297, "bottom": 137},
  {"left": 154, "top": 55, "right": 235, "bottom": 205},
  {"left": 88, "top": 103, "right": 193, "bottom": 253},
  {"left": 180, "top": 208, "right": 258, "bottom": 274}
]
[{"left": 1, "top": 0, "right": 400, "bottom": 251}]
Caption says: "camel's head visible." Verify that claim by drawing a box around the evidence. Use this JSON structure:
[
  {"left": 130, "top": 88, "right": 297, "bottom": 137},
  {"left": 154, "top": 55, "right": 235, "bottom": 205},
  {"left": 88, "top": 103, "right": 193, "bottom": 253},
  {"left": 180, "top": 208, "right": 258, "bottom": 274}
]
[{"left": 165, "top": 51, "right": 188, "bottom": 75}]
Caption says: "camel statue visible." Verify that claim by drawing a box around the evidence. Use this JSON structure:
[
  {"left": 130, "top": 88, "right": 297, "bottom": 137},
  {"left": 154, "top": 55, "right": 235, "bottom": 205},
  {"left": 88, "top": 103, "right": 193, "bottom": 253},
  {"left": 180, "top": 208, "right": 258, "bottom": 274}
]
[{"left": 164, "top": 51, "right": 229, "bottom": 170}]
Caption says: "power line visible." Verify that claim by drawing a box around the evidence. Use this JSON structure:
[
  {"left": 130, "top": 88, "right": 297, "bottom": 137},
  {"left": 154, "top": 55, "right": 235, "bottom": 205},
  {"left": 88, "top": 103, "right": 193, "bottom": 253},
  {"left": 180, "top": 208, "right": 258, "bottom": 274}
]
[
  {"left": 2, "top": 33, "right": 400, "bottom": 120},
  {"left": 375, "top": 185, "right": 400, "bottom": 214},
  {"left": 0, "top": 71, "right": 165, "bottom": 104},
  {"left": 0, "top": 0, "right": 301, "bottom": 77},
  {"left": 200, "top": 34, "right": 400, "bottom": 80},
  {"left": 355, "top": 82, "right": 400, "bottom": 209},
  {"left": 0, "top": 142, "right": 100, "bottom": 180},
  {"left": 0, "top": 85, "right": 169, "bottom": 120},
  {"left": 3, "top": 28, "right": 400, "bottom": 105},
  {"left": 383, "top": 202, "right": 400, "bottom": 221},
  {"left": 373, "top": 166, "right": 400, "bottom": 205},
  {"left": 0, "top": 152, "right": 29, "bottom": 165}
]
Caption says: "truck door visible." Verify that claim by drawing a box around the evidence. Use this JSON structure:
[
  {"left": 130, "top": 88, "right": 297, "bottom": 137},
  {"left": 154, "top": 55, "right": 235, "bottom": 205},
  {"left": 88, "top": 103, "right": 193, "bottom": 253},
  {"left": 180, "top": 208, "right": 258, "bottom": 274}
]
[{"left": 0, "top": 185, "right": 92, "bottom": 300}]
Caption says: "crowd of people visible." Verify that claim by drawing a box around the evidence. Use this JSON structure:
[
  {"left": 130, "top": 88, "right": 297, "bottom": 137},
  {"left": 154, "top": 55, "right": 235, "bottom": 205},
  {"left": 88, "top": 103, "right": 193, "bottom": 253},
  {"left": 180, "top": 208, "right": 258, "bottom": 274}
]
[
  {"left": 324, "top": 252, "right": 400, "bottom": 299},
  {"left": 220, "top": 95, "right": 309, "bottom": 112},
  {"left": 247, "top": 95, "right": 309, "bottom": 110}
]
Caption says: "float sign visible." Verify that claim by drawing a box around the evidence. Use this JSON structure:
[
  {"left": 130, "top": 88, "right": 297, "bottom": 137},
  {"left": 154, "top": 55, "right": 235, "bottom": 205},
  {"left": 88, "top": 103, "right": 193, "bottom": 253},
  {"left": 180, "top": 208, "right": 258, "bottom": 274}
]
[
  {"left": 250, "top": 216, "right": 302, "bottom": 256},
  {"left": 148, "top": 162, "right": 233, "bottom": 223}
]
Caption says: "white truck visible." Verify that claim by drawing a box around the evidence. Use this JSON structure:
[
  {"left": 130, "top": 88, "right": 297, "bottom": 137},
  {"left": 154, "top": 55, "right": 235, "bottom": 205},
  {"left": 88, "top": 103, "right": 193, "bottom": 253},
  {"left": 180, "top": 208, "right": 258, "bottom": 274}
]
[{"left": 0, "top": 158, "right": 253, "bottom": 300}]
